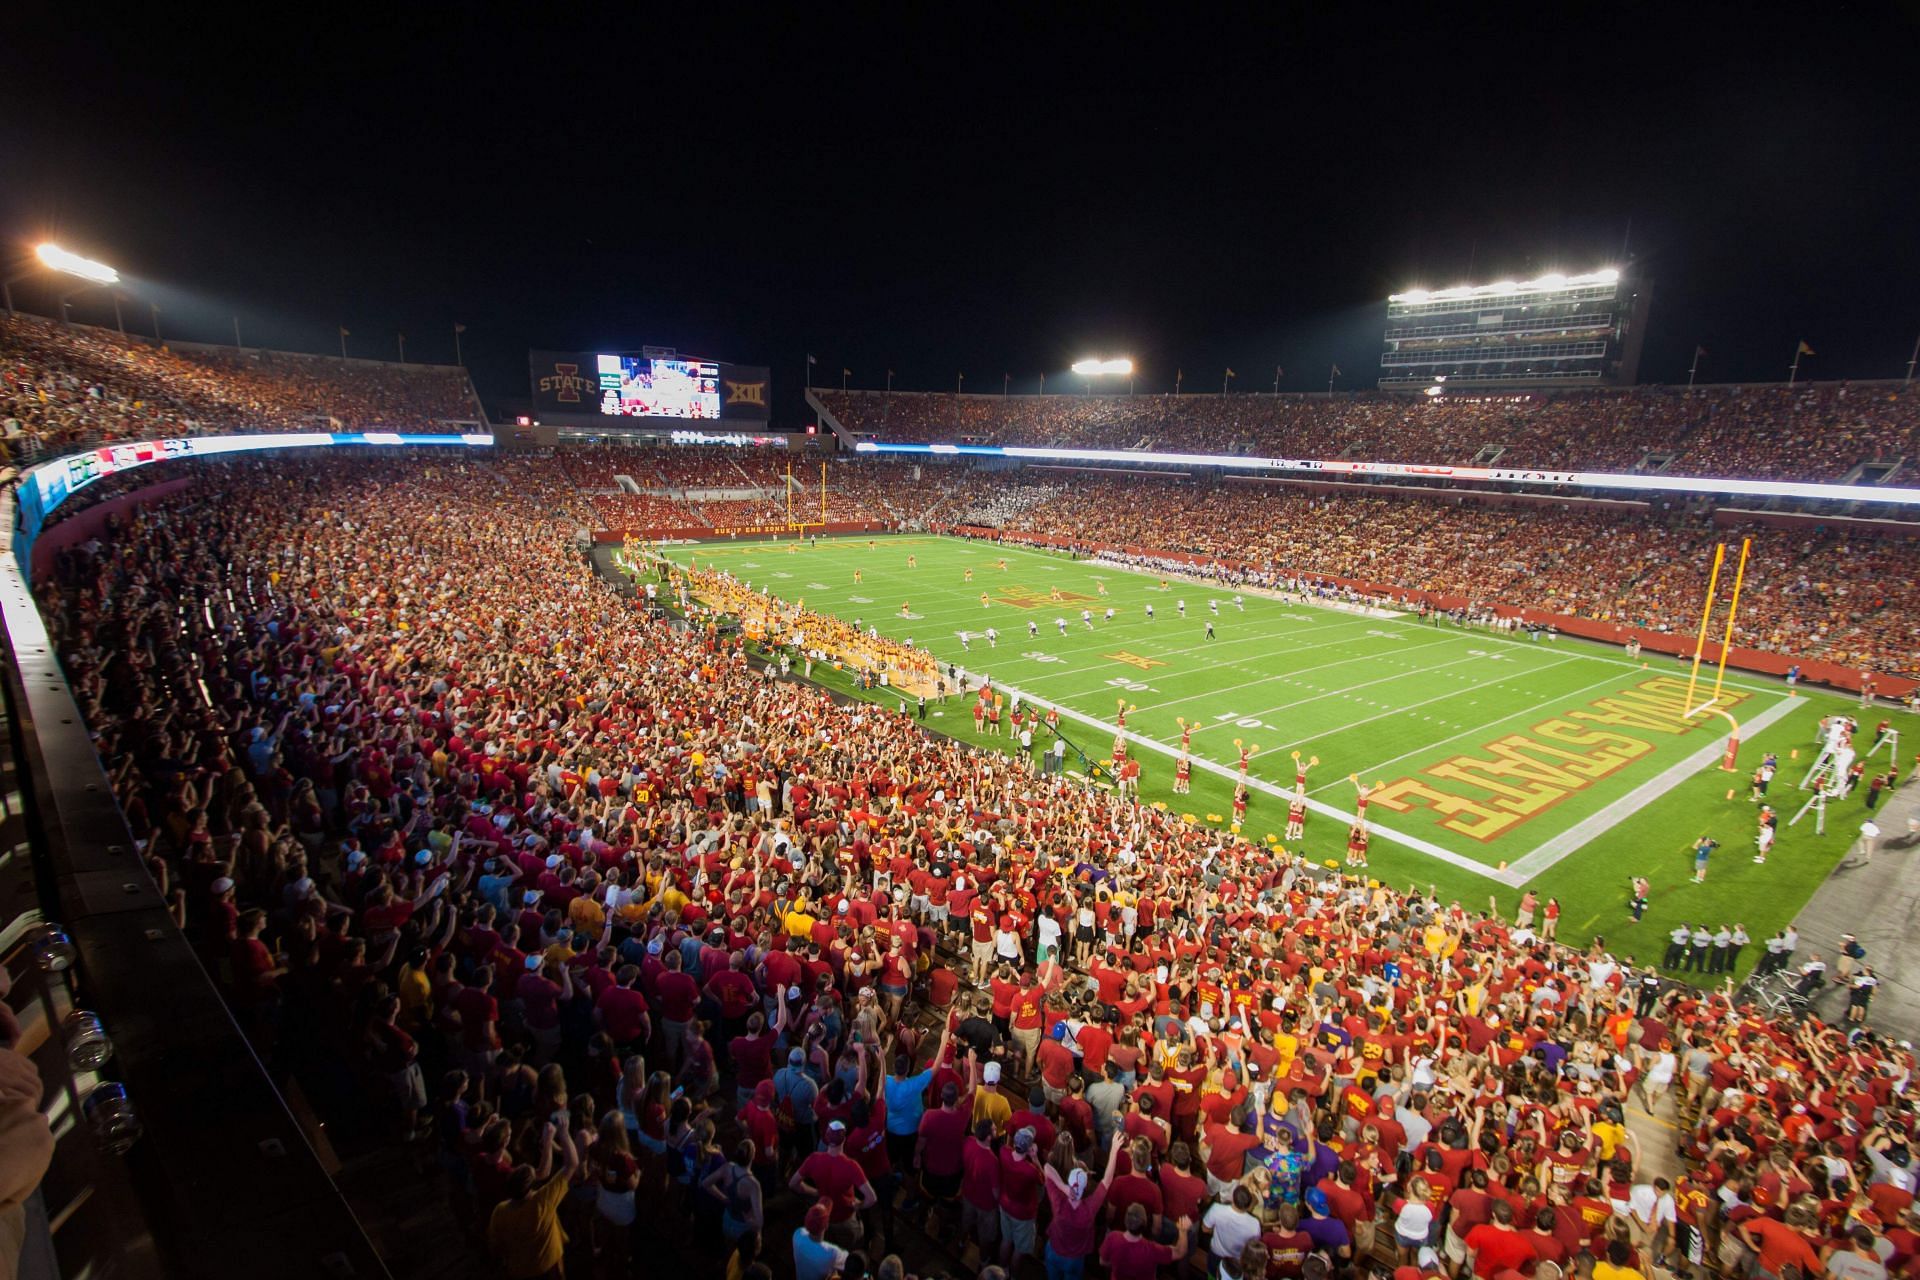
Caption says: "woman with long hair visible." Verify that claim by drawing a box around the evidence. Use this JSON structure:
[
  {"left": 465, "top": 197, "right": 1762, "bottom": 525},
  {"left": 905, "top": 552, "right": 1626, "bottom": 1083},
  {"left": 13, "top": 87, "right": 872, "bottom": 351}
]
[
  {"left": 589, "top": 1111, "right": 638, "bottom": 1269},
  {"left": 702, "top": 1139, "right": 765, "bottom": 1248}
]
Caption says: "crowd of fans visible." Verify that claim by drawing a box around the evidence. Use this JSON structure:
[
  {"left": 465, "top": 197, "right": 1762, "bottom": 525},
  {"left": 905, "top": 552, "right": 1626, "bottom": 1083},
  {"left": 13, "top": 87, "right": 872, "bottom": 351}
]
[
  {"left": 0, "top": 313, "right": 481, "bottom": 460},
  {"left": 36, "top": 448, "right": 1920, "bottom": 1280},
  {"left": 961, "top": 475, "right": 1919, "bottom": 676},
  {"left": 813, "top": 384, "right": 1920, "bottom": 482}
]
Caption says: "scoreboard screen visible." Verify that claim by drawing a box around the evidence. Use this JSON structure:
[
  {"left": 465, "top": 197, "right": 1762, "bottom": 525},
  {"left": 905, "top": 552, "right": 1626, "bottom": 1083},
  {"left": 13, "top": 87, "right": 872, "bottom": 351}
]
[
  {"left": 597, "top": 355, "right": 719, "bottom": 418},
  {"left": 530, "top": 350, "right": 771, "bottom": 421}
]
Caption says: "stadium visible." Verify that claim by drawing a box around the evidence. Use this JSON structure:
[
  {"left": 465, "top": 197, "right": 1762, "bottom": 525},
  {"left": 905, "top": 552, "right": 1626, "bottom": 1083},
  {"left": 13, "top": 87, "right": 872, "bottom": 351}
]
[{"left": 2, "top": 13, "right": 1919, "bottom": 1280}]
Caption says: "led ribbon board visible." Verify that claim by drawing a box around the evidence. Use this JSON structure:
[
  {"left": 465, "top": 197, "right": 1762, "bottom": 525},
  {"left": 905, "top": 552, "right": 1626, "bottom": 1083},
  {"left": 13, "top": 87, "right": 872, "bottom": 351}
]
[
  {"left": 850, "top": 441, "right": 1920, "bottom": 506},
  {"left": 16, "top": 431, "right": 495, "bottom": 542}
]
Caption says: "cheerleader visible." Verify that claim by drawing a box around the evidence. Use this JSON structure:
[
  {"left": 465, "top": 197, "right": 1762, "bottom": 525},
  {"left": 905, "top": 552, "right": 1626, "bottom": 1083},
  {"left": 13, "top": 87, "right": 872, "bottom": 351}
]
[
  {"left": 1286, "top": 796, "right": 1306, "bottom": 842},
  {"left": 1174, "top": 752, "right": 1192, "bottom": 794},
  {"left": 1346, "top": 823, "right": 1370, "bottom": 868}
]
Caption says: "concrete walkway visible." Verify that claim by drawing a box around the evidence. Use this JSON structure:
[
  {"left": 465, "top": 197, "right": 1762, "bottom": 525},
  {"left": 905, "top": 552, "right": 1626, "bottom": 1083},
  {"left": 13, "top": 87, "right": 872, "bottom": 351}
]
[{"left": 1764, "top": 771, "right": 1920, "bottom": 1040}]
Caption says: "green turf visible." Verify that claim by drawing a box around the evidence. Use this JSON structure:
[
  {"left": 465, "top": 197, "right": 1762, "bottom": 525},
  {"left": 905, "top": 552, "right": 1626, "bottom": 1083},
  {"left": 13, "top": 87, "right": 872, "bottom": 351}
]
[{"left": 655, "top": 533, "right": 1902, "bottom": 976}]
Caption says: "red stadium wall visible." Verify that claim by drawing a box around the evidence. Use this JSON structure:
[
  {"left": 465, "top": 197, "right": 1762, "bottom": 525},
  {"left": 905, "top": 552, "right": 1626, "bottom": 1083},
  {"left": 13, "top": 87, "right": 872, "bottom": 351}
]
[
  {"left": 28, "top": 478, "right": 196, "bottom": 580},
  {"left": 946, "top": 525, "right": 1914, "bottom": 698},
  {"left": 591, "top": 519, "right": 891, "bottom": 543}
]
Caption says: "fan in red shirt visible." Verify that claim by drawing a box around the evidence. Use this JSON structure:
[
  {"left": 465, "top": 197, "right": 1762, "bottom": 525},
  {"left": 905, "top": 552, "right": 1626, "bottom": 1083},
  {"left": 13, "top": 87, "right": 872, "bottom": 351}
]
[{"left": 1464, "top": 1202, "right": 1538, "bottom": 1279}]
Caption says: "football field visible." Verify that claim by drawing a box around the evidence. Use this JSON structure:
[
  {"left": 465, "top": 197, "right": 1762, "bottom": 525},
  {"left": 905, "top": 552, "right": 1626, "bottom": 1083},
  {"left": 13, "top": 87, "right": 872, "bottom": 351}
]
[{"left": 659, "top": 533, "right": 1888, "bottom": 969}]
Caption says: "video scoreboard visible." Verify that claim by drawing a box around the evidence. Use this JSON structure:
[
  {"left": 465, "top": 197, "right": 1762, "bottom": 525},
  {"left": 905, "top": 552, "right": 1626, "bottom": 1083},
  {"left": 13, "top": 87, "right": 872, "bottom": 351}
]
[{"left": 530, "top": 350, "right": 770, "bottom": 422}]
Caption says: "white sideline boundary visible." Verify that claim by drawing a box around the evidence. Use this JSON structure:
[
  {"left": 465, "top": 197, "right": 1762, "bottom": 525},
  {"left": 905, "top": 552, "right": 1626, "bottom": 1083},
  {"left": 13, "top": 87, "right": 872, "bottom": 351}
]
[
  {"left": 1498, "top": 694, "right": 1805, "bottom": 885},
  {"left": 1001, "top": 681, "right": 1510, "bottom": 882},
  {"left": 1003, "top": 685, "right": 1806, "bottom": 890}
]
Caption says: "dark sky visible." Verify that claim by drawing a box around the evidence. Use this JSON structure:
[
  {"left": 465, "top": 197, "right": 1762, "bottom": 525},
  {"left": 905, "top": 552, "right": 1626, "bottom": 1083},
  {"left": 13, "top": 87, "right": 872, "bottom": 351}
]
[{"left": 4, "top": 7, "right": 1918, "bottom": 425}]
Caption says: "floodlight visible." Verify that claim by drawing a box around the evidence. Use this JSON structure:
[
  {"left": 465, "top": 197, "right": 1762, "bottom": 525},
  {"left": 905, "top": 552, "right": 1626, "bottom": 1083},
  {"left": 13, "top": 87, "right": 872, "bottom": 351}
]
[
  {"left": 1071, "top": 357, "right": 1133, "bottom": 377},
  {"left": 34, "top": 243, "right": 119, "bottom": 285}
]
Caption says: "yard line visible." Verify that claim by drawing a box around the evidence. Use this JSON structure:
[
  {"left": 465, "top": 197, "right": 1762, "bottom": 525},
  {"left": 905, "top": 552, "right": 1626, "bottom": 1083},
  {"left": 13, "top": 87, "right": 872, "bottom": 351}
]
[
  {"left": 1001, "top": 613, "right": 1388, "bottom": 688},
  {"left": 1178, "top": 640, "right": 1565, "bottom": 731},
  {"left": 1248, "top": 653, "right": 1585, "bottom": 752},
  {"left": 1002, "top": 680, "right": 1509, "bottom": 883},
  {"left": 1496, "top": 694, "right": 1805, "bottom": 886},
  {"left": 1131, "top": 631, "right": 1472, "bottom": 714},
  {"left": 1311, "top": 666, "right": 1642, "bottom": 792}
]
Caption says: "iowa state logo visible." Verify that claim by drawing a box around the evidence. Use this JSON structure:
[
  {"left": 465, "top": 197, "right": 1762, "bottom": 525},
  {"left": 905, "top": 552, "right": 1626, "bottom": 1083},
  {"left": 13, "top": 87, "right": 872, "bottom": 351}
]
[
  {"left": 537, "top": 362, "right": 595, "bottom": 402},
  {"left": 724, "top": 379, "right": 768, "bottom": 407}
]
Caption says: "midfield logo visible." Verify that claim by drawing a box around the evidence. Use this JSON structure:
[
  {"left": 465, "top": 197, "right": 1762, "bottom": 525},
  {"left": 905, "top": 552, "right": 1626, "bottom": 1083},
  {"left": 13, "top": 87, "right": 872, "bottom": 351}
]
[
  {"left": 1104, "top": 651, "right": 1167, "bottom": 671},
  {"left": 996, "top": 584, "right": 1098, "bottom": 609},
  {"left": 537, "top": 362, "right": 594, "bottom": 402}
]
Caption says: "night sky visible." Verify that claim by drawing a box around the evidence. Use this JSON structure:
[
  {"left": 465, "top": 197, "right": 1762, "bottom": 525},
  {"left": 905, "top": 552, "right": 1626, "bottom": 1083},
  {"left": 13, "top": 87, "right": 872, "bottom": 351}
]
[{"left": 3, "top": 8, "right": 1918, "bottom": 426}]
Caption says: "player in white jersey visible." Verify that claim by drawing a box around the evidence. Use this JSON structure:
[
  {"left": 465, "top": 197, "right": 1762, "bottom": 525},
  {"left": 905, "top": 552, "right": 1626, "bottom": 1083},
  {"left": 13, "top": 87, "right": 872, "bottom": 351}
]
[
  {"left": 985, "top": 627, "right": 998, "bottom": 648},
  {"left": 958, "top": 630, "right": 971, "bottom": 651},
  {"left": 1145, "top": 603, "right": 1154, "bottom": 621},
  {"left": 1177, "top": 599, "right": 1186, "bottom": 617},
  {"left": 1081, "top": 609, "right": 1093, "bottom": 629},
  {"left": 1028, "top": 619, "right": 1039, "bottom": 639},
  {"left": 1057, "top": 616, "right": 1069, "bottom": 635},
  {"left": 1233, "top": 594, "right": 1245, "bottom": 611},
  {"left": 1208, "top": 599, "right": 1219, "bottom": 615},
  {"left": 1103, "top": 607, "right": 1115, "bottom": 622}
]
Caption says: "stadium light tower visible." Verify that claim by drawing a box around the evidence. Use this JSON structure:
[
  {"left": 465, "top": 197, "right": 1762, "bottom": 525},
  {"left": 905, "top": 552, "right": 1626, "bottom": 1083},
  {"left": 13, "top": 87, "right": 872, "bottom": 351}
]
[
  {"left": 4, "top": 242, "right": 123, "bottom": 318},
  {"left": 36, "top": 243, "right": 119, "bottom": 285},
  {"left": 1071, "top": 356, "right": 1134, "bottom": 395}
]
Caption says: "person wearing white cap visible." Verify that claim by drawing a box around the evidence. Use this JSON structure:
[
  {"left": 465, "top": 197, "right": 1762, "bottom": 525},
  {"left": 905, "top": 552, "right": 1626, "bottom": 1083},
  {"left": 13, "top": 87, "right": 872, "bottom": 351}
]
[{"left": 1040, "top": 1131, "right": 1127, "bottom": 1276}]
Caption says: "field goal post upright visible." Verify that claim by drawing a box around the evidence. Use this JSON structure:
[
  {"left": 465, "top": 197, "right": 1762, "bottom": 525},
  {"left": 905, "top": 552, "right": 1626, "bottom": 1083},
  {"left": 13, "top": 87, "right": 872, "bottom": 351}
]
[
  {"left": 1681, "top": 536, "right": 1751, "bottom": 770},
  {"left": 783, "top": 457, "right": 829, "bottom": 535}
]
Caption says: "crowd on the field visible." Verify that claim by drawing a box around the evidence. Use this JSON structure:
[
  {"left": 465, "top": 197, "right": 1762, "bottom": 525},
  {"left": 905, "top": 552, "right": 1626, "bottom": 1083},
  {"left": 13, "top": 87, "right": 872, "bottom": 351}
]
[
  {"left": 814, "top": 384, "right": 1920, "bottom": 482},
  {"left": 39, "top": 449, "right": 1920, "bottom": 1280},
  {"left": 0, "top": 312, "right": 480, "bottom": 460}
]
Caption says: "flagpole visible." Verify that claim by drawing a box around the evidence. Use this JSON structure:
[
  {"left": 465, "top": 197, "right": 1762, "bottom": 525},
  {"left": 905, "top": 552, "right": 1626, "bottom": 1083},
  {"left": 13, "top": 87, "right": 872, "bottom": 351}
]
[
  {"left": 233, "top": 316, "right": 243, "bottom": 350},
  {"left": 453, "top": 323, "right": 464, "bottom": 366},
  {"left": 886, "top": 369, "right": 894, "bottom": 394},
  {"left": 841, "top": 367, "right": 848, "bottom": 392},
  {"left": 1175, "top": 368, "right": 1182, "bottom": 396},
  {"left": 1273, "top": 366, "right": 1281, "bottom": 395},
  {"left": 397, "top": 333, "right": 406, "bottom": 364},
  {"left": 1688, "top": 346, "right": 1700, "bottom": 389},
  {"left": 805, "top": 354, "right": 812, "bottom": 390},
  {"left": 339, "top": 327, "right": 348, "bottom": 360},
  {"left": 1789, "top": 345, "right": 1802, "bottom": 386},
  {"left": 1328, "top": 366, "right": 1336, "bottom": 396},
  {"left": 1221, "top": 369, "right": 1230, "bottom": 395},
  {"left": 1038, "top": 372, "right": 1045, "bottom": 395},
  {"left": 1906, "top": 332, "right": 1919, "bottom": 384}
]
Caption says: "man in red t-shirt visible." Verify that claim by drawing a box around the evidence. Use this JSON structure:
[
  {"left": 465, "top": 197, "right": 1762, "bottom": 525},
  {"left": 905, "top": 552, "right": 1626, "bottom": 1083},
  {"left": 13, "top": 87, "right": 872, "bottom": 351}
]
[
  {"left": 1036, "top": 1027, "right": 1077, "bottom": 1103},
  {"left": 1464, "top": 1202, "right": 1537, "bottom": 1279},
  {"left": 791, "top": 1121, "right": 877, "bottom": 1246},
  {"left": 594, "top": 964, "right": 651, "bottom": 1050},
  {"left": 997, "top": 1126, "right": 1045, "bottom": 1268},
  {"left": 1010, "top": 979, "right": 1047, "bottom": 1076},
  {"left": 652, "top": 951, "right": 700, "bottom": 1068},
  {"left": 1200, "top": 1107, "right": 1263, "bottom": 1193}
]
